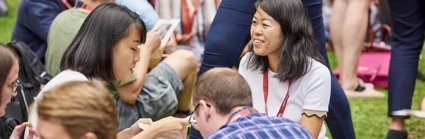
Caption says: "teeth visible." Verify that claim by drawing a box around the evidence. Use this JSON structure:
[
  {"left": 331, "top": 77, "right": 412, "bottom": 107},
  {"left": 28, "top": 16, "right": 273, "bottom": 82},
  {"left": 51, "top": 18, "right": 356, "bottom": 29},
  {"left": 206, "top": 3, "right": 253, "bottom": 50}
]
[{"left": 253, "top": 39, "right": 263, "bottom": 44}]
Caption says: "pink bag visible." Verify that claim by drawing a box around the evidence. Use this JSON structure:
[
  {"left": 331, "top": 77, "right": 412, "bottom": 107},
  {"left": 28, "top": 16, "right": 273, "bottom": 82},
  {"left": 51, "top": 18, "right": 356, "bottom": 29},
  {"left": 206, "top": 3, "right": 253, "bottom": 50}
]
[{"left": 333, "top": 52, "right": 391, "bottom": 88}]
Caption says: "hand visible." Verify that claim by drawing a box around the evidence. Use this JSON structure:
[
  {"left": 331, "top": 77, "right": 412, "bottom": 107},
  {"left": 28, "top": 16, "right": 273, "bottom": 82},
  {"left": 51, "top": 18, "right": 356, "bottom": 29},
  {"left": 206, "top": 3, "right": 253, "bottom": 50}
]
[
  {"left": 128, "top": 118, "right": 154, "bottom": 135},
  {"left": 10, "top": 122, "right": 37, "bottom": 139},
  {"left": 144, "top": 29, "right": 162, "bottom": 53},
  {"left": 175, "top": 32, "right": 195, "bottom": 46},
  {"left": 150, "top": 117, "right": 190, "bottom": 133},
  {"left": 164, "top": 33, "right": 177, "bottom": 54}
]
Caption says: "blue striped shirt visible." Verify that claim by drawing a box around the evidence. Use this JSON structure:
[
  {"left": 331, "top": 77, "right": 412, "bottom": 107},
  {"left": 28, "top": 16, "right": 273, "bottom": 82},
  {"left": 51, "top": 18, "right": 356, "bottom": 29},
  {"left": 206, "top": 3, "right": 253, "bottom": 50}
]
[{"left": 206, "top": 112, "right": 313, "bottom": 139}]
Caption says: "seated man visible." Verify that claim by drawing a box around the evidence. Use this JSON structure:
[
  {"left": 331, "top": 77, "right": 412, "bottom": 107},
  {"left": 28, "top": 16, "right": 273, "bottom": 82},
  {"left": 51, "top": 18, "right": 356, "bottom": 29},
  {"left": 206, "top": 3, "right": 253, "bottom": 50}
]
[{"left": 191, "top": 68, "right": 313, "bottom": 138}]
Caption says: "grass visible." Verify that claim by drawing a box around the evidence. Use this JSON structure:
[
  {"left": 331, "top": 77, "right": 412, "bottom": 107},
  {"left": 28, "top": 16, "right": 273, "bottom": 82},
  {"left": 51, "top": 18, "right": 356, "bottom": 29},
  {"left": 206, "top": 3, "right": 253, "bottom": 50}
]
[
  {"left": 0, "top": 0, "right": 19, "bottom": 43},
  {"left": 1, "top": 0, "right": 424, "bottom": 138}
]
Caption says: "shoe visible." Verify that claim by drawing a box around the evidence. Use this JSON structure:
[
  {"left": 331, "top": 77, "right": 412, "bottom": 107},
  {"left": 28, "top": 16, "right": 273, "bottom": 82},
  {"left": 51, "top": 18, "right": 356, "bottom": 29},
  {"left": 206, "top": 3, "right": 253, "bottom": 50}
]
[
  {"left": 386, "top": 129, "right": 407, "bottom": 139},
  {"left": 344, "top": 79, "right": 385, "bottom": 98}
]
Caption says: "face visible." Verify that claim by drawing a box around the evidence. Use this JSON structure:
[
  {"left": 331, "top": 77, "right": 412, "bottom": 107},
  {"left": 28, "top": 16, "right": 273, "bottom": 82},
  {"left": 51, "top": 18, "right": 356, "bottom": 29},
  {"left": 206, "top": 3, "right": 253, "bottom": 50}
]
[
  {"left": 0, "top": 61, "right": 19, "bottom": 116},
  {"left": 250, "top": 7, "right": 284, "bottom": 57},
  {"left": 37, "top": 118, "right": 73, "bottom": 139},
  {"left": 112, "top": 23, "right": 141, "bottom": 81}
]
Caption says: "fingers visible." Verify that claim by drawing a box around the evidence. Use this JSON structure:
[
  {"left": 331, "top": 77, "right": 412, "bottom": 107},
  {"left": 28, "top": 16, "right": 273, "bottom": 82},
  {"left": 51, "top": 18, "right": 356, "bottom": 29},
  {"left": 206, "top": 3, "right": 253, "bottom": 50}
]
[
  {"left": 138, "top": 118, "right": 153, "bottom": 125},
  {"left": 10, "top": 122, "right": 31, "bottom": 139},
  {"left": 27, "top": 126, "right": 38, "bottom": 139}
]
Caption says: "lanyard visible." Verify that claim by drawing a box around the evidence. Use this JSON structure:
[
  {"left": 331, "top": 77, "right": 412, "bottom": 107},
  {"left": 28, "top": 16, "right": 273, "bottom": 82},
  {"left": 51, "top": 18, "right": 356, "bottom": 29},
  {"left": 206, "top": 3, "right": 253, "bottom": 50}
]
[
  {"left": 182, "top": 0, "right": 200, "bottom": 34},
  {"left": 263, "top": 70, "right": 291, "bottom": 117},
  {"left": 226, "top": 106, "right": 257, "bottom": 123}
]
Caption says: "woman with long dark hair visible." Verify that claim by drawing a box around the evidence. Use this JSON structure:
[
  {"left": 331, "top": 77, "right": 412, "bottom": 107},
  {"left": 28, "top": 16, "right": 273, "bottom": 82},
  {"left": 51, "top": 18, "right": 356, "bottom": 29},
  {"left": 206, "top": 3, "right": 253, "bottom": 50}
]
[{"left": 239, "top": 0, "right": 331, "bottom": 138}]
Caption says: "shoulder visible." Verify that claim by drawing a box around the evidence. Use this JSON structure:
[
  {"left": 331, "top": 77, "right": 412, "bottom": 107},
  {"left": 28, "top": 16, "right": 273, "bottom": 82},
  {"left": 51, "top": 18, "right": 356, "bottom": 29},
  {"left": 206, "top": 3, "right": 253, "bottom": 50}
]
[
  {"left": 41, "top": 70, "right": 88, "bottom": 92},
  {"left": 304, "top": 58, "right": 330, "bottom": 80}
]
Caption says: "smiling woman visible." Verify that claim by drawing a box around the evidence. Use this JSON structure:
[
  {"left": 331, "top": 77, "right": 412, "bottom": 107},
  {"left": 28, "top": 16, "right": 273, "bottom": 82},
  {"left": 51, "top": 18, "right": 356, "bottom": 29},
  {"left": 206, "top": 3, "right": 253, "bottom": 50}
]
[{"left": 238, "top": 0, "right": 331, "bottom": 138}]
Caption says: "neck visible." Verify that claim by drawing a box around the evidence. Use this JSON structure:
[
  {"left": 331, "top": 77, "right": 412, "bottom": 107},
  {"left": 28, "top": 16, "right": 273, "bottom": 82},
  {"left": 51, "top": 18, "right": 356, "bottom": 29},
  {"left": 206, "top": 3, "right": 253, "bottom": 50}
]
[{"left": 267, "top": 53, "right": 280, "bottom": 72}]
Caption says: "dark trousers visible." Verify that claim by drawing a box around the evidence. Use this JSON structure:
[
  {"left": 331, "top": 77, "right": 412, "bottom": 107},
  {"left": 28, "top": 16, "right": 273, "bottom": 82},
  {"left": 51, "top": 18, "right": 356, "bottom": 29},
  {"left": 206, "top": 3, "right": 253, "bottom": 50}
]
[
  {"left": 193, "top": 0, "right": 355, "bottom": 138},
  {"left": 388, "top": 0, "right": 425, "bottom": 117}
]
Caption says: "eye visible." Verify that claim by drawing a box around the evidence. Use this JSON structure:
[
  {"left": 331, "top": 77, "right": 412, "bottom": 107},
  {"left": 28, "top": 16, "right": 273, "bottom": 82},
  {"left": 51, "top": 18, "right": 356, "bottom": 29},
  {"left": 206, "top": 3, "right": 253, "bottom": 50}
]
[
  {"left": 131, "top": 47, "right": 137, "bottom": 51},
  {"left": 262, "top": 23, "right": 270, "bottom": 27},
  {"left": 252, "top": 20, "right": 257, "bottom": 24}
]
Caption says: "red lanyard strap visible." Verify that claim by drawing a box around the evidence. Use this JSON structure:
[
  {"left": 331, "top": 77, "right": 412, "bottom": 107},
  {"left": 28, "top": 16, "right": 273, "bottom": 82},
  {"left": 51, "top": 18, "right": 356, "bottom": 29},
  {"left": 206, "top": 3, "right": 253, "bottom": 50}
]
[{"left": 263, "top": 70, "right": 291, "bottom": 117}]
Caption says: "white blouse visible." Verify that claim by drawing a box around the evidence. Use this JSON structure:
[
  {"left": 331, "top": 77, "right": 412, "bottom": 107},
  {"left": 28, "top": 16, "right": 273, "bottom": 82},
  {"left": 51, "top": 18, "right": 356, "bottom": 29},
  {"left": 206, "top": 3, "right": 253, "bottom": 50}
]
[{"left": 238, "top": 53, "right": 331, "bottom": 139}]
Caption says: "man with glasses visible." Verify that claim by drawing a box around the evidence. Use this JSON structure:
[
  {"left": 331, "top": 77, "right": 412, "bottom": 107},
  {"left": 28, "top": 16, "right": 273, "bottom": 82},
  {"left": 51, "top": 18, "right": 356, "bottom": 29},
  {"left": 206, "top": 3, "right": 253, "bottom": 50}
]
[{"left": 189, "top": 68, "right": 313, "bottom": 138}]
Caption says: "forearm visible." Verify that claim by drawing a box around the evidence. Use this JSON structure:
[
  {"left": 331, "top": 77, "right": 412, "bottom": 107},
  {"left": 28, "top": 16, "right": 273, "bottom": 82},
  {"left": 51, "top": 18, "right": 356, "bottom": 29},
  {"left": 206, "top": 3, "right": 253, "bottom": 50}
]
[
  {"left": 300, "top": 115, "right": 325, "bottom": 139},
  {"left": 117, "top": 46, "right": 152, "bottom": 104}
]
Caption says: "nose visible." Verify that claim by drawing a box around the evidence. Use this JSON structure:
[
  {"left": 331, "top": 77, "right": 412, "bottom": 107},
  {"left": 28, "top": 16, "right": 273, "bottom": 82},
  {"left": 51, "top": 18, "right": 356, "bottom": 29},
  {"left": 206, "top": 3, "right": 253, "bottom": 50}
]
[
  {"left": 133, "top": 48, "right": 140, "bottom": 63},
  {"left": 254, "top": 27, "right": 262, "bottom": 36}
]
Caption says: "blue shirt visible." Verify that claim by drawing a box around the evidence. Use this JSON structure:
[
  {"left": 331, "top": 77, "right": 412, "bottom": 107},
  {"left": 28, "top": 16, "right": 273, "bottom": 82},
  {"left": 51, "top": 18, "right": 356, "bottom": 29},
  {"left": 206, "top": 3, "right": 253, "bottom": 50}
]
[
  {"left": 206, "top": 109, "right": 313, "bottom": 139},
  {"left": 116, "top": 0, "right": 159, "bottom": 30}
]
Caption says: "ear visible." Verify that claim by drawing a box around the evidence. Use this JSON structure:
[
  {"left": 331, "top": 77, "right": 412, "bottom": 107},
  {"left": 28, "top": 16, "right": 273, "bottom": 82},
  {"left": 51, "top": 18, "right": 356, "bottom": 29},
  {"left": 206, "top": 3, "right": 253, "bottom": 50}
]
[
  {"left": 198, "top": 100, "right": 213, "bottom": 123},
  {"left": 80, "top": 132, "right": 98, "bottom": 139}
]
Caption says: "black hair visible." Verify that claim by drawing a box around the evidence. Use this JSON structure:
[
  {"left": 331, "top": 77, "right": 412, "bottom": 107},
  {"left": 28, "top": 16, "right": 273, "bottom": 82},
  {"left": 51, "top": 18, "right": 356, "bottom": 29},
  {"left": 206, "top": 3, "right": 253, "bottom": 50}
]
[
  {"left": 60, "top": 3, "right": 147, "bottom": 82},
  {"left": 248, "top": 0, "right": 324, "bottom": 82}
]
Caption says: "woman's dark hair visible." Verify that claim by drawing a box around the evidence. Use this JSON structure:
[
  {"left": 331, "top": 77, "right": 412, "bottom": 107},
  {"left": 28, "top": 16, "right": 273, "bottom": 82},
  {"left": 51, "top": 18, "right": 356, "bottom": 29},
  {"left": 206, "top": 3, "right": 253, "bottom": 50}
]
[
  {"left": 248, "top": 0, "right": 324, "bottom": 82},
  {"left": 0, "top": 43, "right": 19, "bottom": 102},
  {"left": 61, "top": 3, "right": 147, "bottom": 82}
]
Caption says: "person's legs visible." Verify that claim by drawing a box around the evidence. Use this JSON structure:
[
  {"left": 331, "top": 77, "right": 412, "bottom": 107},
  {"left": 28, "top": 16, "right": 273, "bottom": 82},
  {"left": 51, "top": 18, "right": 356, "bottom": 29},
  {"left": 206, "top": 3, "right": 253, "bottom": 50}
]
[
  {"left": 387, "top": 0, "right": 425, "bottom": 138},
  {"left": 330, "top": 0, "right": 348, "bottom": 71},
  {"left": 192, "top": 0, "right": 255, "bottom": 138},
  {"left": 198, "top": 0, "right": 254, "bottom": 75},
  {"left": 163, "top": 50, "right": 198, "bottom": 111},
  {"left": 304, "top": 0, "right": 355, "bottom": 138},
  {"left": 340, "top": 0, "right": 370, "bottom": 90}
]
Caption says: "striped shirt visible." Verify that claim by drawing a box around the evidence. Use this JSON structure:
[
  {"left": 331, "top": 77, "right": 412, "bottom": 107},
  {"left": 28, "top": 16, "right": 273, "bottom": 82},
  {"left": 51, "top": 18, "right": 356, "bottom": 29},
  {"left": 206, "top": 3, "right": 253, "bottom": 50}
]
[{"left": 206, "top": 111, "right": 313, "bottom": 139}]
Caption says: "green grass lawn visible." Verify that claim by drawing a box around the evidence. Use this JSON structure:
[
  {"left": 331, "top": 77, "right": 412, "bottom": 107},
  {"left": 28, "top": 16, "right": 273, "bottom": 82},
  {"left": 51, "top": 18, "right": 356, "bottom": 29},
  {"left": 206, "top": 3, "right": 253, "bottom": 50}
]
[{"left": 1, "top": 0, "right": 424, "bottom": 138}]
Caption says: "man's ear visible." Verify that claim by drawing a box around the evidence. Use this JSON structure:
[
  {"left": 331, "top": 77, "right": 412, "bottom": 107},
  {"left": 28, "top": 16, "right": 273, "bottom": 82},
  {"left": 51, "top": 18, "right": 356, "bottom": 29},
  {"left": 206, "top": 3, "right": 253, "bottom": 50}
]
[
  {"left": 199, "top": 100, "right": 213, "bottom": 122},
  {"left": 81, "top": 132, "right": 97, "bottom": 139}
]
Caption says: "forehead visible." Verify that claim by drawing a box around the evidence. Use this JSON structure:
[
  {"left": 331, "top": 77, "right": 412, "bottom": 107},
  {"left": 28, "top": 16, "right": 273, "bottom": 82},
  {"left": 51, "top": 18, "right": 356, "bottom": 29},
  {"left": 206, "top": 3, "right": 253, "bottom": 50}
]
[{"left": 253, "top": 7, "right": 276, "bottom": 22}]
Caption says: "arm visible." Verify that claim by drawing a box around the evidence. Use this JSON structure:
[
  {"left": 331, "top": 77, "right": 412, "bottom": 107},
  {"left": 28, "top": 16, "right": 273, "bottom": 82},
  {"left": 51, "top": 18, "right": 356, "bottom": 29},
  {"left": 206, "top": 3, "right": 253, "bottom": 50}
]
[
  {"left": 301, "top": 62, "right": 331, "bottom": 138},
  {"left": 130, "top": 117, "right": 189, "bottom": 139},
  {"left": 117, "top": 30, "right": 161, "bottom": 104},
  {"left": 27, "top": 1, "right": 65, "bottom": 41},
  {"left": 300, "top": 114, "right": 325, "bottom": 139}
]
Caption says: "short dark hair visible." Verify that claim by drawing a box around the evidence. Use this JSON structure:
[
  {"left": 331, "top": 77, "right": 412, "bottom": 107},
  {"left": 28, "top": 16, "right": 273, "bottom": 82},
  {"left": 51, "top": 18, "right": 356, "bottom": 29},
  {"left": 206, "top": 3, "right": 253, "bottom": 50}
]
[
  {"left": 193, "top": 68, "right": 252, "bottom": 115},
  {"left": 60, "top": 3, "right": 147, "bottom": 82},
  {"left": 248, "top": 0, "right": 324, "bottom": 82},
  {"left": 0, "top": 43, "right": 18, "bottom": 102}
]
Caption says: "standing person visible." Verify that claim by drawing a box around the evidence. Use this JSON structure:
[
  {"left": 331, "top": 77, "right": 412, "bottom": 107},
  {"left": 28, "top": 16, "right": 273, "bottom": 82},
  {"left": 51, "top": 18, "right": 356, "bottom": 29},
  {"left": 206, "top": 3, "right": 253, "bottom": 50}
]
[
  {"left": 195, "top": 0, "right": 356, "bottom": 138},
  {"left": 12, "top": 0, "right": 75, "bottom": 62},
  {"left": 191, "top": 68, "right": 313, "bottom": 139},
  {"left": 238, "top": 0, "right": 331, "bottom": 138},
  {"left": 330, "top": 0, "right": 384, "bottom": 97},
  {"left": 29, "top": 3, "right": 197, "bottom": 131},
  {"left": 386, "top": 0, "right": 425, "bottom": 138},
  {"left": 0, "top": 44, "right": 36, "bottom": 139}
]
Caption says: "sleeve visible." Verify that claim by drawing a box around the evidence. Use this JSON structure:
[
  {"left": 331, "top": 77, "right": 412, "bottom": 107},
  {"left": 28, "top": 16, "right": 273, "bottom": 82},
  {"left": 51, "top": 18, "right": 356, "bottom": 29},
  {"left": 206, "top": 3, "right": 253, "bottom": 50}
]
[
  {"left": 117, "top": 0, "right": 159, "bottom": 30},
  {"left": 301, "top": 62, "right": 331, "bottom": 115},
  {"left": 26, "top": 1, "right": 64, "bottom": 42}
]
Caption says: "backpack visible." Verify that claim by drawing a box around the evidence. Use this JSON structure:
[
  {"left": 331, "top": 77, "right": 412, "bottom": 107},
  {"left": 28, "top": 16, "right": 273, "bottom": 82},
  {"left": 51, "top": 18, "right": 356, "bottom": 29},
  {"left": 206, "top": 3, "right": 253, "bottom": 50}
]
[{"left": 3, "top": 41, "right": 52, "bottom": 124}]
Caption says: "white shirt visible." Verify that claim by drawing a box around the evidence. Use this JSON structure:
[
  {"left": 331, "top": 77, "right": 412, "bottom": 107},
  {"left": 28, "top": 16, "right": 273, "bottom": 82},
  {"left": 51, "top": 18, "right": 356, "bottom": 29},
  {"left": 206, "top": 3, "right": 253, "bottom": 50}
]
[
  {"left": 238, "top": 53, "right": 331, "bottom": 139},
  {"left": 28, "top": 70, "right": 88, "bottom": 129}
]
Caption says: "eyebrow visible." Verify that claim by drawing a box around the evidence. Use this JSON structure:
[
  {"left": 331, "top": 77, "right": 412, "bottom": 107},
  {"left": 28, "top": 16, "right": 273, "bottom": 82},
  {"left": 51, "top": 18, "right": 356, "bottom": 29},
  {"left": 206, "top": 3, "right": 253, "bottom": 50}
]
[{"left": 133, "top": 40, "right": 141, "bottom": 44}]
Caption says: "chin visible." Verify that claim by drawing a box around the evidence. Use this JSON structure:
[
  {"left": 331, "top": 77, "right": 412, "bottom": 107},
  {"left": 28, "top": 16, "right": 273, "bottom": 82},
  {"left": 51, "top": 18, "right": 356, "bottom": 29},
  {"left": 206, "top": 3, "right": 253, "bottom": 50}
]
[{"left": 253, "top": 50, "right": 267, "bottom": 56}]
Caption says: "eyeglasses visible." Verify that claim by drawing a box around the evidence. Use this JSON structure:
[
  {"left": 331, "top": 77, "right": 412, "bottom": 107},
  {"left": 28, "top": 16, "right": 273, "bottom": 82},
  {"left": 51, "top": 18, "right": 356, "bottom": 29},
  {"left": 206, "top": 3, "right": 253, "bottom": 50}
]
[
  {"left": 187, "top": 103, "right": 201, "bottom": 130},
  {"left": 11, "top": 80, "right": 20, "bottom": 94}
]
